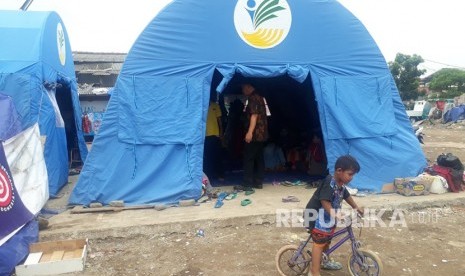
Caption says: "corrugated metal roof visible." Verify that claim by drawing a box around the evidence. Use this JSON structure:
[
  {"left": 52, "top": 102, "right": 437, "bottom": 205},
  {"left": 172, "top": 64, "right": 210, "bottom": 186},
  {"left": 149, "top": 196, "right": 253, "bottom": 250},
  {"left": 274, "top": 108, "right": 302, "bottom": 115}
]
[
  {"left": 75, "top": 63, "right": 122, "bottom": 74},
  {"left": 78, "top": 84, "right": 112, "bottom": 95},
  {"left": 74, "top": 52, "right": 123, "bottom": 96},
  {"left": 73, "top": 51, "right": 126, "bottom": 63}
]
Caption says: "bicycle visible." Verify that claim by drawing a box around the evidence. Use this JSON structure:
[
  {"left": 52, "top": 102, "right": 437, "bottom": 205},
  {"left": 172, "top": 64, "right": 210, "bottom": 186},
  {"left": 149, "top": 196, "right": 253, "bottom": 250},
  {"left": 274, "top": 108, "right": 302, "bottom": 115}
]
[{"left": 275, "top": 214, "right": 383, "bottom": 276}]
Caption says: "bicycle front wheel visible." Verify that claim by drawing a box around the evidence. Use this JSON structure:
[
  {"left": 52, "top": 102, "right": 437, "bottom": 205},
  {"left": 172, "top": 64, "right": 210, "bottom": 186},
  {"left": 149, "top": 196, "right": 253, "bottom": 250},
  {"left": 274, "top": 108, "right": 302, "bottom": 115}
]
[
  {"left": 348, "top": 249, "right": 383, "bottom": 276},
  {"left": 275, "top": 244, "right": 311, "bottom": 276}
]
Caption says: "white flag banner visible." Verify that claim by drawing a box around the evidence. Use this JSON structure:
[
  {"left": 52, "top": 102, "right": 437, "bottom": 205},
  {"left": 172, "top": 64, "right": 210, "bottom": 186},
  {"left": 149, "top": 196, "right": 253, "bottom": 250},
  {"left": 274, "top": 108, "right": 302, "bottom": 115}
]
[{"left": 3, "top": 123, "right": 49, "bottom": 215}]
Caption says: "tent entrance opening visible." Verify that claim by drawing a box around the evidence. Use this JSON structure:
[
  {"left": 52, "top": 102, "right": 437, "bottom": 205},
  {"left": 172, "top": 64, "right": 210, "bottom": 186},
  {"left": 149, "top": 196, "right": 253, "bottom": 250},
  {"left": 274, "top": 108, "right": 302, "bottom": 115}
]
[
  {"left": 55, "top": 82, "right": 81, "bottom": 168},
  {"left": 205, "top": 72, "right": 328, "bottom": 187}
]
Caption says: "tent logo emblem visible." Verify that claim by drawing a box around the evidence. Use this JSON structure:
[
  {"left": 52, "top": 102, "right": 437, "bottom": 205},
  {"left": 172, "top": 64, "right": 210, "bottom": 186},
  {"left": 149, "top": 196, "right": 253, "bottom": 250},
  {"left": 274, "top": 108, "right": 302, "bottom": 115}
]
[
  {"left": 57, "top": 23, "right": 66, "bottom": 66},
  {"left": 0, "top": 164, "right": 15, "bottom": 211},
  {"left": 234, "top": 0, "right": 292, "bottom": 49}
]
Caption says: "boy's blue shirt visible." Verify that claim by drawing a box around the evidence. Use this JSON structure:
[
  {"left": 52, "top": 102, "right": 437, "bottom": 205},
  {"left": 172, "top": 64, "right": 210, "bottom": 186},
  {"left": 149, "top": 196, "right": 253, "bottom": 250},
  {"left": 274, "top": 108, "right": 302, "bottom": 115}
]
[{"left": 314, "top": 178, "right": 347, "bottom": 233}]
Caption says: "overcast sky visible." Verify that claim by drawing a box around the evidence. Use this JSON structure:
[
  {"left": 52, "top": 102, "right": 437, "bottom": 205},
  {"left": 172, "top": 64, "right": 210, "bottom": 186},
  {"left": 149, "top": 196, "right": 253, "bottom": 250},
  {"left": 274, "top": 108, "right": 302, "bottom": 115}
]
[{"left": 1, "top": 0, "right": 464, "bottom": 74}]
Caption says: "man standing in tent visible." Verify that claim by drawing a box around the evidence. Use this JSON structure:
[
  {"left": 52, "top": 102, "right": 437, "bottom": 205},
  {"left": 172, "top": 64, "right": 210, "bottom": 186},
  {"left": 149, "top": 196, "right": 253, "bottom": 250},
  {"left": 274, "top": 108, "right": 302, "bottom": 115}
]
[{"left": 238, "top": 82, "right": 268, "bottom": 191}]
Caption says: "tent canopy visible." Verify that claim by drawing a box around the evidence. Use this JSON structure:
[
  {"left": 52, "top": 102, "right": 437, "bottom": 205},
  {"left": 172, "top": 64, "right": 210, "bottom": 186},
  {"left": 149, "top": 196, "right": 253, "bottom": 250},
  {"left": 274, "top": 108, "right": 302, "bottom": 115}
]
[
  {"left": 0, "top": 10, "right": 75, "bottom": 78},
  {"left": 70, "top": 0, "right": 426, "bottom": 206},
  {"left": 0, "top": 10, "right": 87, "bottom": 196}
]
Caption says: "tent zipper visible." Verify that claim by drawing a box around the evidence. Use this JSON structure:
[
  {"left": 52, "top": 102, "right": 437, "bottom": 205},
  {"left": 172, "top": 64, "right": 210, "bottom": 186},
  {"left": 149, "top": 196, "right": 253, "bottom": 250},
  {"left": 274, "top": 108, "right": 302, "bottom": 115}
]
[
  {"left": 131, "top": 143, "right": 137, "bottom": 179},
  {"left": 185, "top": 144, "right": 193, "bottom": 180}
]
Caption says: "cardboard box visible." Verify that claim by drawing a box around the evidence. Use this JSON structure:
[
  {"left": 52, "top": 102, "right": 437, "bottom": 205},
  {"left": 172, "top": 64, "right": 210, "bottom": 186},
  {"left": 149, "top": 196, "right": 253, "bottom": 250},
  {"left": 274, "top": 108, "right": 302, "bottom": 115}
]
[
  {"left": 394, "top": 177, "right": 429, "bottom": 196},
  {"left": 16, "top": 239, "right": 88, "bottom": 275}
]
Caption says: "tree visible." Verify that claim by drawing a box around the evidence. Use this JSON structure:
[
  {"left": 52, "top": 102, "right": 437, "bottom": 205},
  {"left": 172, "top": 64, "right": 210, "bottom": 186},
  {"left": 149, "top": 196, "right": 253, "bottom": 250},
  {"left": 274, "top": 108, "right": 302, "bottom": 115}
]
[
  {"left": 389, "top": 53, "right": 426, "bottom": 101},
  {"left": 428, "top": 68, "right": 465, "bottom": 95}
]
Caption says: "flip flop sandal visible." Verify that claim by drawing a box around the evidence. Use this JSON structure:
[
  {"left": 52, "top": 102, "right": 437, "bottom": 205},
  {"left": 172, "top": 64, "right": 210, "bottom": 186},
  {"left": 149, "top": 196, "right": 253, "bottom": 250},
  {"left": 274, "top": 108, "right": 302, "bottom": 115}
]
[
  {"left": 217, "top": 192, "right": 228, "bottom": 201},
  {"left": 214, "top": 200, "right": 224, "bottom": 208},
  {"left": 282, "top": 195, "right": 300, "bottom": 202},
  {"left": 225, "top": 193, "right": 237, "bottom": 200},
  {"left": 290, "top": 180, "right": 306, "bottom": 186},
  {"left": 240, "top": 199, "right": 252, "bottom": 206},
  {"left": 244, "top": 189, "right": 255, "bottom": 196},
  {"left": 281, "top": 181, "right": 293, "bottom": 187}
]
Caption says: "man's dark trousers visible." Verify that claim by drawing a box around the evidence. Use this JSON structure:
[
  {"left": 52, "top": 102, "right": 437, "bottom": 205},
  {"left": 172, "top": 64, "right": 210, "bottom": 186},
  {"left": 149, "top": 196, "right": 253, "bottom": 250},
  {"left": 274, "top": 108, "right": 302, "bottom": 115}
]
[{"left": 243, "top": 141, "right": 265, "bottom": 188}]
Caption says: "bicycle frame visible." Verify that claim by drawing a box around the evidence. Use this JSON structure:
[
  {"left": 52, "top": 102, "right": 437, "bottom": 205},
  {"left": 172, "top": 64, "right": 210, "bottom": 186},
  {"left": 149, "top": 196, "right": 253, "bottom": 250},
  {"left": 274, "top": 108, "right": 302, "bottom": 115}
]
[
  {"left": 290, "top": 222, "right": 360, "bottom": 266},
  {"left": 325, "top": 224, "right": 359, "bottom": 256}
]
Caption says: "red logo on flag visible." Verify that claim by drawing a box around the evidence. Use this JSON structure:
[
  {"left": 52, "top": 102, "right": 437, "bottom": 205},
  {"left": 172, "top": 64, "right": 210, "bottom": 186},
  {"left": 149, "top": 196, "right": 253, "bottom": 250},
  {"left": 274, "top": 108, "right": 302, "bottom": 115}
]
[{"left": 0, "top": 164, "right": 15, "bottom": 211}]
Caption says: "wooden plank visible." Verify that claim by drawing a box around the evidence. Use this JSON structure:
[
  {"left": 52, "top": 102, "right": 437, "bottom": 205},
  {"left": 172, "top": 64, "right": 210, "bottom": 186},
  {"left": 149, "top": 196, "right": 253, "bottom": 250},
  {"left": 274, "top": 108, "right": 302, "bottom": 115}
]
[
  {"left": 70, "top": 206, "right": 118, "bottom": 214},
  {"left": 71, "top": 204, "right": 156, "bottom": 214},
  {"left": 62, "top": 251, "right": 76, "bottom": 260},
  {"left": 24, "top": 252, "right": 42, "bottom": 265},
  {"left": 74, "top": 248, "right": 83, "bottom": 258},
  {"left": 39, "top": 253, "right": 52, "bottom": 263},
  {"left": 123, "top": 205, "right": 158, "bottom": 211},
  {"left": 50, "top": 250, "right": 65, "bottom": 262},
  {"left": 30, "top": 239, "right": 87, "bottom": 253}
]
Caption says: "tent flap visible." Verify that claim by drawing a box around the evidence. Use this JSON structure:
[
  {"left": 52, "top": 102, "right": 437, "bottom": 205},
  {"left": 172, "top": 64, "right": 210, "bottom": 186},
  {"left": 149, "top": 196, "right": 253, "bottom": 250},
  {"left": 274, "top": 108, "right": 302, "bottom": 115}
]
[
  {"left": 0, "top": 73, "right": 32, "bottom": 128},
  {"left": 0, "top": 93, "right": 22, "bottom": 140},
  {"left": 321, "top": 74, "right": 397, "bottom": 139},
  {"left": 117, "top": 75, "right": 207, "bottom": 145},
  {"left": 216, "top": 64, "right": 309, "bottom": 92}
]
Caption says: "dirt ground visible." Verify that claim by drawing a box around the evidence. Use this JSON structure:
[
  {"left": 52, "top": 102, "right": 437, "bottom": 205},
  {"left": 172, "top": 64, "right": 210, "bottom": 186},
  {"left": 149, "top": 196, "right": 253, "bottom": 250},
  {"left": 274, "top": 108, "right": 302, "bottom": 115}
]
[
  {"left": 46, "top": 121, "right": 465, "bottom": 276},
  {"left": 67, "top": 206, "right": 465, "bottom": 276}
]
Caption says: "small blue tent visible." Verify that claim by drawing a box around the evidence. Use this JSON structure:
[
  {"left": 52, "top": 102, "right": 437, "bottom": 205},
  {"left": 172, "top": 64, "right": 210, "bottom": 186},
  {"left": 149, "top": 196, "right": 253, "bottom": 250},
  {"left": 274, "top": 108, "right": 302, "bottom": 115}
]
[
  {"left": 0, "top": 10, "right": 88, "bottom": 196},
  {"left": 443, "top": 105, "right": 465, "bottom": 123},
  {"left": 70, "top": 0, "right": 426, "bottom": 206}
]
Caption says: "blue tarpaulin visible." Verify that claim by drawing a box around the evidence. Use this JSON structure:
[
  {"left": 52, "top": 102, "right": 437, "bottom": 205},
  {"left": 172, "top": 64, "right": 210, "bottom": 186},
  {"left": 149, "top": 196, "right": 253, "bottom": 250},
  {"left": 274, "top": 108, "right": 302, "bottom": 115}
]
[
  {"left": 0, "top": 10, "right": 87, "bottom": 196},
  {"left": 443, "top": 105, "right": 465, "bottom": 123},
  {"left": 0, "top": 93, "right": 21, "bottom": 141},
  {"left": 70, "top": 0, "right": 426, "bottom": 205}
]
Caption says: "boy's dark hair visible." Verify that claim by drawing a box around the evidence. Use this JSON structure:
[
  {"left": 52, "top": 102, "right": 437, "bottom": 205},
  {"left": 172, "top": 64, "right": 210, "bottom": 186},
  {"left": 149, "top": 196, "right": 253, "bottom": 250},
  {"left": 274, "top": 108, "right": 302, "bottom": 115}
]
[{"left": 334, "top": 155, "right": 360, "bottom": 173}]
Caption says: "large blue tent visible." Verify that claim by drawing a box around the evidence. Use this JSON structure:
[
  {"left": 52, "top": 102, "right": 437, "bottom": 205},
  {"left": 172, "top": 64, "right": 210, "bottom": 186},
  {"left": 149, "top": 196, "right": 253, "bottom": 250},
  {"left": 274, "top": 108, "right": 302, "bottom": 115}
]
[
  {"left": 0, "top": 10, "right": 88, "bottom": 196},
  {"left": 70, "top": 0, "right": 426, "bottom": 206}
]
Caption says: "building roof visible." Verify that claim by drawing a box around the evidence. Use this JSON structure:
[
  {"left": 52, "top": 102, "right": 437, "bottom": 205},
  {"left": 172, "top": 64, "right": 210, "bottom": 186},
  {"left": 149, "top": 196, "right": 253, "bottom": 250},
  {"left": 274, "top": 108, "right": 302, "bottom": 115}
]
[
  {"left": 74, "top": 52, "right": 125, "bottom": 95},
  {"left": 73, "top": 52, "right": 126, "bottom": 63}
]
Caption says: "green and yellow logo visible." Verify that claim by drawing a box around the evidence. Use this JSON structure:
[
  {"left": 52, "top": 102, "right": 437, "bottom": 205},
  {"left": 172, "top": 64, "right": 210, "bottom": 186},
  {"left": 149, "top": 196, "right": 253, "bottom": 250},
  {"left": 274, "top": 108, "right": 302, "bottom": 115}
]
[
  {"left": 234, "top": 0, "right": 292, "bottom": 49},
  {"left": 57, "top": 23, "right": 66, "bottom": 66}
]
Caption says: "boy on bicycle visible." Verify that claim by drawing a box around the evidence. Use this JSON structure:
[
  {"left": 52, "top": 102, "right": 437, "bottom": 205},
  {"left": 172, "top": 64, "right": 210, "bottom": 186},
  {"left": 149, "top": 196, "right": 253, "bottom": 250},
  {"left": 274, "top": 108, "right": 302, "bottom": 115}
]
[{"left": 304, "top": 155, "right": 364, "bottom": 276}]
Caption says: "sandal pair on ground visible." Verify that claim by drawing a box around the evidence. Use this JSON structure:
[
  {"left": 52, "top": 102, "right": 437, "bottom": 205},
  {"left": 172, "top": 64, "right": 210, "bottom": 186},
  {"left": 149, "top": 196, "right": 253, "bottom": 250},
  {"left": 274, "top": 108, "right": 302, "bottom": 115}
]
[
  {"left": 215, "top": 197, "right": 252, "bottom": 207},
  {"left": 213, "top": 189, "right": 254, "bottom": 208},
  {"left": 214, "top": 192, "right": 237, "bottom": 208},
  {"left": 214, "top": 191, "right": 254, "bottom": 208},
  {"left": 232, "top": 185, "right": 257, "bottom": 196}
]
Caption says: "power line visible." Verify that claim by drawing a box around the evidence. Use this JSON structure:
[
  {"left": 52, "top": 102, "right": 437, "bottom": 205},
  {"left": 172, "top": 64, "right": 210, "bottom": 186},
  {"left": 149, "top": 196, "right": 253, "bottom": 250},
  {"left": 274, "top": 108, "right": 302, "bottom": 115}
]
[{"left": 423, "top": 59, "right": 465, "bottom": 70}]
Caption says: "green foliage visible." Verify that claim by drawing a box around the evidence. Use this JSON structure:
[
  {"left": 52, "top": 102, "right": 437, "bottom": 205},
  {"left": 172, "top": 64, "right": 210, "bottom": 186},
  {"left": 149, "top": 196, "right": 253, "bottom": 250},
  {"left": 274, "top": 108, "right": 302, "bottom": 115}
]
[
  {"left": 389, "top": 53, "right": 426, "bottom": 101},
  {"left": 428, "top": 91, "right": 464, "bottom": 100},
  {"left": 428, "top": 68, "right": 465, "bottom": 93},
  {"left": 439, "top": 90, "right": 463, "bottom": 100}
]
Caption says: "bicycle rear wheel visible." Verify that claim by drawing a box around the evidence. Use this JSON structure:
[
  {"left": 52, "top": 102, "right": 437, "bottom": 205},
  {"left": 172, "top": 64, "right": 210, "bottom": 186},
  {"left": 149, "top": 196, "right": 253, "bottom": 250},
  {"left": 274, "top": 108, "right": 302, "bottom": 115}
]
[
  {"left": 275, "top": 244, "right": 311, "bottom": 276},
  {"left": 347, "top": 249, "right": 383, "bottom": 276}
]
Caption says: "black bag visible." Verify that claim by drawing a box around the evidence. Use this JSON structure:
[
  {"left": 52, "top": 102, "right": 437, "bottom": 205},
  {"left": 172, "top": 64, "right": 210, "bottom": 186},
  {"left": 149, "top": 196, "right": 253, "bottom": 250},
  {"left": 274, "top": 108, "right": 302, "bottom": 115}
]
[
  {"left": 436, "top": 153, "right": 465, "bottom": 191},
  {"left": 437, "top": 153, "right": 464, "bottom": 171}
]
